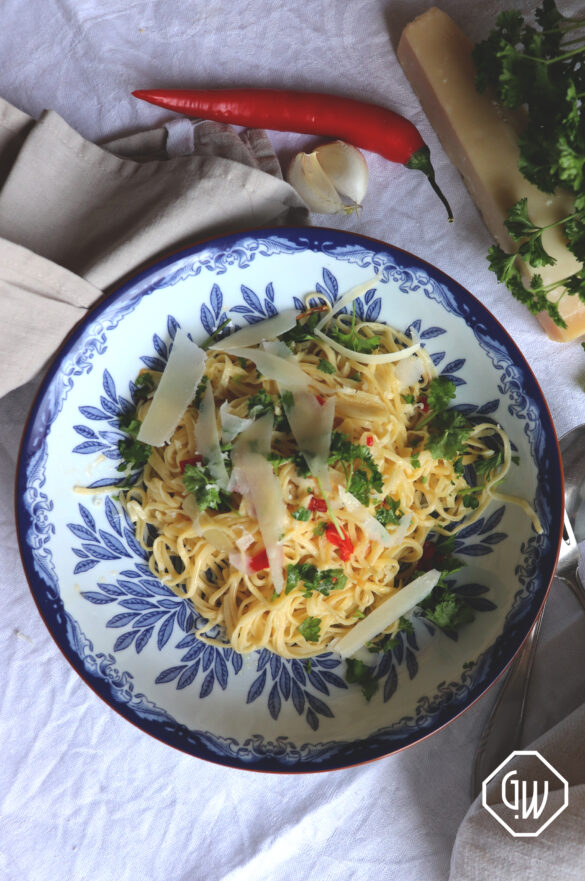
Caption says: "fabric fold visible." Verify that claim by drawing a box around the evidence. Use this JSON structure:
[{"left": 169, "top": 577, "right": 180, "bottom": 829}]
[
  {"left": 0, "top": 96, "right": 308, "bottom": 398},
  {"left": 449, "top": 702, "right": 585, "bottom": 881}
]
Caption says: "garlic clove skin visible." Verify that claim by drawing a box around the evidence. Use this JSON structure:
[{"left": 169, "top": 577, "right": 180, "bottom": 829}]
[
  {"left": 286, "top": 151, "right": 348, "bottom": 214},
  {"left": 314, "top": 141, "right": 369, "bottom": 207}
]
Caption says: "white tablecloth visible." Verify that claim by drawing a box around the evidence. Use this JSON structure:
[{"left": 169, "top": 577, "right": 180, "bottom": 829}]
[{"left": 2, "top": 2, "right": 585, "bottom": 880}]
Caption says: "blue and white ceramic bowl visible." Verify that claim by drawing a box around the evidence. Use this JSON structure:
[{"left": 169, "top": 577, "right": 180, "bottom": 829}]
[{"left": 16, "top": 227, "right": 563, "bottom": 772}]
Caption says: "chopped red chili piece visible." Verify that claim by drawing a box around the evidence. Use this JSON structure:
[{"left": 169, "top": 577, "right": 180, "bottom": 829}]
[
  {"left": 249, "top": 549, "right": 269, "bottom": 572},
  {"left": 366, "top": 435, "right": 374, "bottom": 446},
  {"left": 308, "top": 496, "right": 328, "bottom": 513},
  {"left": 315, "top": 394, "right": 326, "bottom": 406},
  {"left": 419, "top": 395, "right": 430, "bottom": 412},
  {"left": 179, "top": 454, "right": 203, "bottom": 472},
  {"left": 420, "top": 540, "right": 445, "bottom": 567},
  {"left": 325, "top": 524, "right": 354, "bottom": 560}
]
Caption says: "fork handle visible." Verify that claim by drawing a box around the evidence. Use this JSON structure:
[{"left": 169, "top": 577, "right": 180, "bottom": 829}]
[
  {"left": 471, "top": 610, "right": 544, "bottom": 798},
  {"left": 557, "top": 569, "right": 585, "bottom": 611}
]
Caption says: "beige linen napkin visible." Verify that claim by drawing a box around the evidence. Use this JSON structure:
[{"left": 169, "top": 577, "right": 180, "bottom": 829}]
[
  {"left": 449, "top": 702, "right": 585, "bottom": 880},
  {"left": 0, "top": 97, "right": 308, "bottom": 398}
]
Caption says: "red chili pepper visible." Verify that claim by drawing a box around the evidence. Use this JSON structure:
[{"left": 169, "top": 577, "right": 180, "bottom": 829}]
[
  {"left": 419, "top": 395, "right": 430, "bottom": 413},
  {"left": 325, "top": 524, "right": 354, "bottom": 561},
  {"left": 179, "top": 454, "right": 203, "bottom": 472},
  {"left": 132, "top": 87, "right": 453, "bottom": 220},
  {"left": 249, "top": 549, "right": 269, "bottom": 572},
  {"left": 366, "top": 435, "right": 374, "bottom": 446},
  {"left": 420, "top": 540, "right": 444, "bottom": 568},
  {"left": 308, "top": 496, "right": 328, "bottom": 513},
  {"left": 315, "top": 394, "right": 326, "bottom": 406}
]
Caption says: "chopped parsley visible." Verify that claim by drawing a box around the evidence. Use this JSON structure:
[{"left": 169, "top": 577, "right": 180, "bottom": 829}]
[
  {"left": 117, "top": 417, "right": 152, "bottom": 476},
  {"left": 247, "top": 388, "right": 274, "bottom": 419},
  {"left": 132, "top": 371, "right": 156, "bottom": 402},
  {"left": 328, "top": 430, "right": 383, "bottom": 504},
  {"left": 472, "top": 447, "right": 505, "bottom": 477},
  {"left": 193, "top": 374, "right": 209, "bottom": 409},
  {"left": 247, "top": 389, "right": 290, "bottom": 431},
  {"left": 345, "top": 658, "right": 379, "bottom": 701},
  {"left": 281, "top": 389, "right": 294, "bottom": 410},
  {"left": 375, "top": 495, "right": 404, "bottom": 526},
  {"left": 183, "top": 463, "right": 232, "bottom": 512},
  {"left": 291, "top": 506, "right": 311, "bottom": 521},
  {"left": 425, "top": 410, "right": 472, "bottom": 461},
  {"left": 328, "top": 304, "right": 381, "bottom": 354},
  {"left": 298, "top": 616, "right": 321, "bottom": 643},
  {"left": 286, "top": 563, "right": 347, "bottom": 597},
  {"left": 419, "top": 377, "right": 472, "bottom": 462},
  {"left": 317, "top": 358, "right": 336, "bottom": 374},
  {"left": 117, "top": 373, "right": 156, "bottom": 479},
  {"left": 418, "top": 569, "right": 475, "bottom": 636},
  {"left": 347, "top": 469, "right": 371, "bottom": 506},
  {"left": 426, "top": 375, "right": 457, "bottom": 412},
  {"left": 367, "top": 616, "right": 414, "bottom": 653},
  {"left": 279, "top": 309, "right": 322, "bottom": 344}
]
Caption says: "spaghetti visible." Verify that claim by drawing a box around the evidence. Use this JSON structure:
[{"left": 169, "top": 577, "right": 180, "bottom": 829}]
[{"left": 120, "top": 305, "right": 538, "bottom": 659}]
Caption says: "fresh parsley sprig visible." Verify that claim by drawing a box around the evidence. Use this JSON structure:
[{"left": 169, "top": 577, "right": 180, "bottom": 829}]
[{"left": 474, "top": 1, "right": 585, "bottom": 327}]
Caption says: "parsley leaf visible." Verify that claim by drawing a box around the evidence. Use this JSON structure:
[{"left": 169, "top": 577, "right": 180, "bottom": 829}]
[
  {"left": 425, "top": 410, "right": 472, "bottom": 461},
  {"left": 419, "top": 377, "right": 472, "bottom": 462},
  {"left": 425, "top": 375, "right": 457, "bottom": 412},
  {"left": 117, "top": 418, "right": 152, "bottom": 475},
  {"left": 117, "top": 376, "right": 155, "bottom": 479},
  {"left": 247, "top": 388, "right": 274, "bottom": 419},
  {"left": 375, "top": 495, "right": 404, "bottom": 526},
  {"left": 279, "top": 310, "right": 322, "bottom": 344},
  {"left": 328, "top": 431, "right": 383, "bottom": 503},
  {"left": 183, "top": 463, "right": 232, "bottom": 512},
  {"left": 345, "top": 658, "right": 379, "bottom": 701},
  {"left": 132, "top": 372, "right": 156, "bottom": 402},
  {"left": 317, "top": 358, "right": 336, "bottom": 374},
  {"left": 419, "top": 571, "right": 475, "bottom": 636},
  {"left": 347, "top": 468, "right": 371, "bottom": 506},
  {"left": 292, "top": 506, "right": 311, "bottom": 521},
  {"left": 247, "top": 389, "right": 290, "bottom": 432},
  {"left": 298, "top": 616, "right": 321, "bottom": 642},
  {"left": 193, "top": 375, "right": 209, "bottom": 409},
  {"left": 286, "top": 563, "right": 347, "bottom": 597},
  {"left": 326, "top": 302, "right": 380, "bottom": 354}
]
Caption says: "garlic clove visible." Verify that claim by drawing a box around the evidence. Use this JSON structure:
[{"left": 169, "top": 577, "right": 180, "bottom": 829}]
[
  {"left": 286, "top": 141, "right": 369, "bottom": 215},
  {"left": 286, "top": 151, "right": 348, "bottom": 214},
  {"left": 314, "top": 141, "right": 369, "bottom": 207}
]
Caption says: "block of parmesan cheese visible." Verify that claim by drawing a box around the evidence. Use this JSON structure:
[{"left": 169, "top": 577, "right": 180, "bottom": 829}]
[{"left": 397, "top": 6, "right": 585, "bottom": 342}]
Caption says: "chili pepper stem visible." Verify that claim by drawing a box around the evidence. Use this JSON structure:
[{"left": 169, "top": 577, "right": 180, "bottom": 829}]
[{"left": 406, "top": 146, "right": 454, "bottom": 222}]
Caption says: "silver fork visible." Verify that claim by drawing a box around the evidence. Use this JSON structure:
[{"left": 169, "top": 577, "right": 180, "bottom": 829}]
[{"left": 471, "top": 511, "right": 585, "bottom": 798}]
